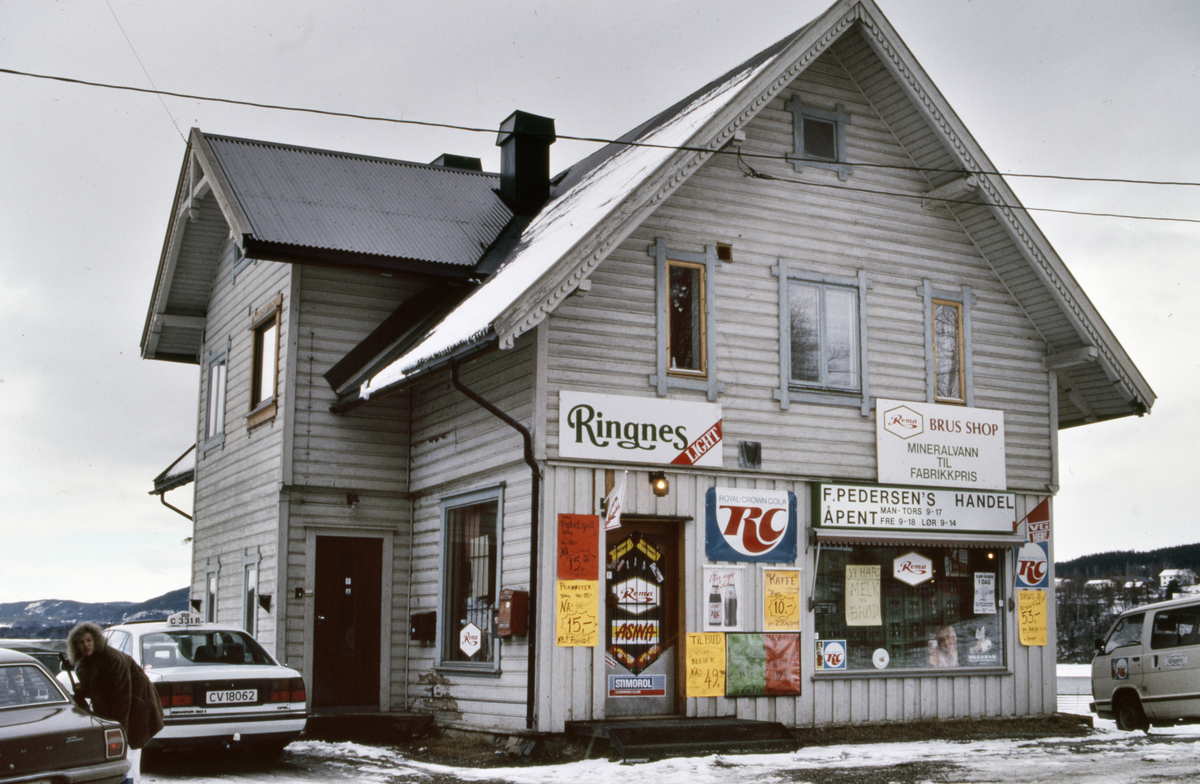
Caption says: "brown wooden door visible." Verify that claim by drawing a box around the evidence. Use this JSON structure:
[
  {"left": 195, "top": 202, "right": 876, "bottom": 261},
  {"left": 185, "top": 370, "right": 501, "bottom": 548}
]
[{"left": 313, "top": 536, "right": 382, "bottom": 709}]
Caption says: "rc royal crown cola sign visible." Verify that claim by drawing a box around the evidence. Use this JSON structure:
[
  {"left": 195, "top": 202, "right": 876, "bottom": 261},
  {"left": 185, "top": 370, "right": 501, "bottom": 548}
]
[{"left": 705, "top": 487, "right": 797, "bottom": 563}]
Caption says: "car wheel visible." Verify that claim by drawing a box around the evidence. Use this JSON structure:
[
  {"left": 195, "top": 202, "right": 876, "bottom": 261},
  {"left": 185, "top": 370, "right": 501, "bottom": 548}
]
[{"left": 1115, "top": 694, "right": 1149, "bottom": 732}]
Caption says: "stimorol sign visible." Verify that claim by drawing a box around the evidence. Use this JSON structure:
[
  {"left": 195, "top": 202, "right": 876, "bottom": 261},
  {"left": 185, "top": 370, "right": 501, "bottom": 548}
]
[
  {"left": 876, "top": 399, "right": 1006, "bottom": 491},
  {"left": 559, "top": 391, "right": 722, "bottom": 467}
]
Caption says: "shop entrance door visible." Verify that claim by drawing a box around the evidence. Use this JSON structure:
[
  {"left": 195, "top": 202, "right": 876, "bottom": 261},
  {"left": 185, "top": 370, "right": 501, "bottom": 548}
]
[
  {"left": 604, "top": 520, "right": 682, "bottom": 717},
  {"left": 313, "top": 535, "right": 382, "bottom": 709}
]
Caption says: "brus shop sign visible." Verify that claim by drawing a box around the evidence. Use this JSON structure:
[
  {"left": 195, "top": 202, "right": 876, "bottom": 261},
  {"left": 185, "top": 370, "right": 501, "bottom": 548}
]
[
  {"left": 706, "top": 487, "right": 797, "bottom": 563},
  {"left": 876, "top": 399, "right": 1006, "bottom": 491},
  {"left": 559, "top": 391, "right": 722, "bottom": 467}
]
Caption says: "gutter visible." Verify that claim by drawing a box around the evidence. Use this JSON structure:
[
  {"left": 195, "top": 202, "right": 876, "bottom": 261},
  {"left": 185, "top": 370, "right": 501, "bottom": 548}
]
[{"left": 450, "top": 359, "right": 541, "bottom": 731}]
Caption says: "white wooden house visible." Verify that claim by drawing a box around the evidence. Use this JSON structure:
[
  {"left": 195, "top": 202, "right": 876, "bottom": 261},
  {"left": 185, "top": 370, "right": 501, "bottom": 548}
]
[{"left": 141, "top": 0, "right": 1152, "bottom": 735}]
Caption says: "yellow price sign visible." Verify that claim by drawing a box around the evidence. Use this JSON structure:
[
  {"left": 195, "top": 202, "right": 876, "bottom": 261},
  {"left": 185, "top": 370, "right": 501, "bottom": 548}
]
[
  {"left": 685, "top": 633, "right": 726, "bottom": 697},
  {"left": 1018, "top": 589, "right": 1047, "bottom": 646},
  {"left": 556, "top": 580, "right": 599, "bottom": 647},
  {"left": 763, "top": 569, "right": 801, "bottom": 631}
]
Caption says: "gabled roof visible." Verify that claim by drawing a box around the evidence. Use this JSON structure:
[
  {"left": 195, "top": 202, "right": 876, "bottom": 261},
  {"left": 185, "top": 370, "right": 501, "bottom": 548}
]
[
  {"left": 354, "top": 0, "right": 1153, "bottom": 427},
  {"left": 140, "top": 131, "right": 511, "bottom": 363}
]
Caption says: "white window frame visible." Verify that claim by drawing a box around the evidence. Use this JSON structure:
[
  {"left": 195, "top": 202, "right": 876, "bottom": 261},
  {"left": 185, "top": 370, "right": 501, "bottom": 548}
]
[
  {"left": 204, "top": 566, "right": 218, "bottom": 623},
  {"left": 242, "top": 554, "right": 259, "bottom": 636},
  {"left": 436, "top": 485, "right": 504, "bottom": 674},
  {"left": 202, "top": 338, "right": 229, "bottom": 454},
  {"left": 775, "top": 260, "right": 871, "bottom": 415},
  {"left": 921, "top": 281, "right": 976, "bottom": 406},
  {"left": 648, "top": 237, "right": 724, "bottom": 401},
  {"left": 248, "top": 294, "right": 282, "bottom": 429},
  {"left": 785, "top": 98, "right": 852, "bottom": 180}
]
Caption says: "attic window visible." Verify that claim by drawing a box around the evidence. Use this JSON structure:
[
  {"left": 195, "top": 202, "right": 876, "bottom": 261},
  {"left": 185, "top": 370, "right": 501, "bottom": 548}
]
[{"left": 785, "top": 98, "right": 852, "bottom": 180}]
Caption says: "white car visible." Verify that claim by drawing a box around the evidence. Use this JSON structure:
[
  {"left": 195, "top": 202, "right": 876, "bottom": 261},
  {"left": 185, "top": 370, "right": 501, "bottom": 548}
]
[{"left": 100, "top": 618, "right": 306, "bottom": 760}]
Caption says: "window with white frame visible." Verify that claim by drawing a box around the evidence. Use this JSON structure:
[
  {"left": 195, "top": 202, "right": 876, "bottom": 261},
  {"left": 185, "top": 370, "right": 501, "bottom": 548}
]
[
  {"left": 648, "top": 238, "right": 724, "bottom": 401},
  {"left": 785, "top": 98, "right": 852, "bottom": 180},
  {"left": 243, "top": 560, "right": 258, "bottom": 635},
  {"left": 204, "top": 568, "right": 218, "bottom": 623},
  {"left": 439, "top": 487, "right": 502, "bottom": 670},
  {"left": 202, "top": 339, "right": 228, "bottom": 452},
  {"left": 775, "top": 261, "right": 871, "bottom": 413},
  {"left": 921, "top": 282, "right": 975, "bottom": 406},
  {"left": 248, "top": 294, "right": 282, "bottom": 429}
]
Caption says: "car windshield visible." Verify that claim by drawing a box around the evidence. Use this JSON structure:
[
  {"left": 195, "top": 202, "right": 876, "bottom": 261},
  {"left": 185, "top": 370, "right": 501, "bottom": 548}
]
[
  {"left": 1104, "top": 612, "right": 1145, "bottom": 654},
  {"left": 0, "top": 664, "right": 66, "bottom": 708},
  {"left": 139, "top": 631, "right": 274, "bottom": 668}
]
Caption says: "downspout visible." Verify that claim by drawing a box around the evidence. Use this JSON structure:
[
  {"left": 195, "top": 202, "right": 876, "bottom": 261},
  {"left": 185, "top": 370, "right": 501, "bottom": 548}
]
[{"left": 450, "top": 359, "right": 541, "bottom": 731}]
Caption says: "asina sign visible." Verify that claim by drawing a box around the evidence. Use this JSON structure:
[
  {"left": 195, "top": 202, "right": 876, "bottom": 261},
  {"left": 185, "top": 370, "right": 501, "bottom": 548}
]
[
  {"left": 559, "top": 391, "right": 722, "bottom": 467},
  {"left": 876, "top": 400, "right": 1006, "bottom": 490}
]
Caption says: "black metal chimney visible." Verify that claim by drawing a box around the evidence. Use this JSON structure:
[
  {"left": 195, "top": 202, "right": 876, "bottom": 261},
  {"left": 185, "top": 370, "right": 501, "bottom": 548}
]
[{"left": 496, "top": 111, "right": 556, "bottom": 216}]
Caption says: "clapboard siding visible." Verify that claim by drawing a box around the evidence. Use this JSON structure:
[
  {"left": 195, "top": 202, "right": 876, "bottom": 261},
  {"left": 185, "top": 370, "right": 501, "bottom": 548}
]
[
  {"left": 291, "top": 265, "right": 416, "bottom": 492},
  {"left": 191, "top": 240, "right": 291, "bottom": 653},
  {"left": 543, "top": 40, "right": 1052, "bottom": 492}
]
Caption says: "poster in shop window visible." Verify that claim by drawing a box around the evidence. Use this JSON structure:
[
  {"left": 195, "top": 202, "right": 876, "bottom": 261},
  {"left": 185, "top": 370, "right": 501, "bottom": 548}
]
[
  {"left": 557, "top": 514, "right": 599, "bottom": 580},
  {"left": 845, "top": 565, "right": 882, "bottom": 626}
]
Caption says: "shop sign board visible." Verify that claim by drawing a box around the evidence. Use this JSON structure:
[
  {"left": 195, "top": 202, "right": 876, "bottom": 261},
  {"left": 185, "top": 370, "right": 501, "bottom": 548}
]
[
  {"left": 559, "top": 391, "right": 723, "bottom": 467},
  {"left": 876, "top": 400, "right": 1006, "bottom": 491},
  {"left": 705, "top": 487, "right": 797, "bottom": 563},
  {"left": 815, "top": 483, "right": 1016, "bottom": 534},
  {"left": 1015, "top": 540, "right": 1050, "bottom": 588}
]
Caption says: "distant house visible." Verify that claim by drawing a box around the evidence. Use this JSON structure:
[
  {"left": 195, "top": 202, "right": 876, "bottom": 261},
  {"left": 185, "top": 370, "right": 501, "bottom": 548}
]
[
  {"left": 140, "top": 0, "right": 1153, "bottom": 735},
  {"left": 1123, "top": 579, "right": 1153, "bottom": 592},
  {"left": 1086, "top": 580, "right": 1118, "bottom": 591},
  {"left": 1159, "top": 569, "right": 1198, "bottom": 590}
]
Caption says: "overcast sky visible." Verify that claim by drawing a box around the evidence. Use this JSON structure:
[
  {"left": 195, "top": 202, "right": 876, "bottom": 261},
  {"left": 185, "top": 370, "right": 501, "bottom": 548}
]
[{"left": 1, "top": 1, "right": 1197, "bottom": 604}]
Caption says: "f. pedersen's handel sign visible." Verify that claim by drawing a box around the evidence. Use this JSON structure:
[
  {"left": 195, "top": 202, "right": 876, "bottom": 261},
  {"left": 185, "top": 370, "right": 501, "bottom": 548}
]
[
  {"left": 876, "top": 399, "right": 1006, "bottom": 491},
  {"left": 559, "top": 391, "right": 722, "bottom": 467}
]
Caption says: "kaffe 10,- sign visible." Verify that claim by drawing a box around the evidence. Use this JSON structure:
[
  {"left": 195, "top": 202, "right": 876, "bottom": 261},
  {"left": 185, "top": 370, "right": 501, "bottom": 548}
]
[{"left": 558, "top": 391, "right": 723, "bottom": 467}]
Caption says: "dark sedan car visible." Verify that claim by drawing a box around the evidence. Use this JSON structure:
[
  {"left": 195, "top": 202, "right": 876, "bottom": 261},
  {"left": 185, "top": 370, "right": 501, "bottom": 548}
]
[{"left": 0, "top": 648, "right": 129, "bottom": 784}]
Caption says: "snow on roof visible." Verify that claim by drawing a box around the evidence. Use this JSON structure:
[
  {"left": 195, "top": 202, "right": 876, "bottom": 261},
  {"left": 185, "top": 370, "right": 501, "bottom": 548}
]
[{"left": 358, "top": 52, "right": 779, "bottom": 400}]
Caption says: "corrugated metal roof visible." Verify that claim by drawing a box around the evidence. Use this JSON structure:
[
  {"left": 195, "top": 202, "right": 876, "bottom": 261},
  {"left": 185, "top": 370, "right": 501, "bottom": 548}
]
[{"left": 204, "top": 135, "right": 512, "bottom": 266}]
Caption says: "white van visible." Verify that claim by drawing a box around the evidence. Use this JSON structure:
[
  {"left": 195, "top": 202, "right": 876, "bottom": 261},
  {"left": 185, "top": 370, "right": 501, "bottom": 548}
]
[{"left": 1091, "top": 595, "right": 1200, "bottom": 731}]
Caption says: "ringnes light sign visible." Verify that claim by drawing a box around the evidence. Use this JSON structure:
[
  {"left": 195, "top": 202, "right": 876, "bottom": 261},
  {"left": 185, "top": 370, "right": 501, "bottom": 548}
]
[{"left": 558, "top": 391, "right": 723, "bottom": 467}]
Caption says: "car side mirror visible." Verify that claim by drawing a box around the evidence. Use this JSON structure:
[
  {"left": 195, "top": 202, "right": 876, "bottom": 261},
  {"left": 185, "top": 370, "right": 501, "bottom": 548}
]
[
  {"left": 59, "top": 654, "right": 73, "bottom": 672},
  {"left": 1095, "top": 638, "right": 1105, "bottom": 653}
]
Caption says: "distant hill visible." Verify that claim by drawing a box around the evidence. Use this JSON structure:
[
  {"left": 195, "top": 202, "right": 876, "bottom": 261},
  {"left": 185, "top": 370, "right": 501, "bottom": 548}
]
[
  {"left": 0, "top": 588, "right": 189, "bottom": 638},
  {"left": 1056, "top": 543, "right": 1200, "bottom": 582}
]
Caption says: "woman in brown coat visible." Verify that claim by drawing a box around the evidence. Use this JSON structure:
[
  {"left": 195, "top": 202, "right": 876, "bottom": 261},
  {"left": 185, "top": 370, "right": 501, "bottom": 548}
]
[{"left": 68, "top": 622, "right": 164, "bottom": 780}]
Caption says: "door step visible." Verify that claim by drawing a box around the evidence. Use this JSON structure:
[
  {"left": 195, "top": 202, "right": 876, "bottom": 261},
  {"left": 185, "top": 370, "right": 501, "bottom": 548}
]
[{"left": 568, "top": 717, "right": 799, "bottom": 762}]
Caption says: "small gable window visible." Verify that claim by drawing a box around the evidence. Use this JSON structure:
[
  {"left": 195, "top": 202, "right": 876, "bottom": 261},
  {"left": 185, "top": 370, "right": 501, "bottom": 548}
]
[
  {"left": 202, "top": 338, "right": 229, "bottom": 453},
  {"left": 785, "top": 98, "right": 852, "bottom": 180},
  {"left": 668, "top": 260, "right": 705, "bottom": 375}
]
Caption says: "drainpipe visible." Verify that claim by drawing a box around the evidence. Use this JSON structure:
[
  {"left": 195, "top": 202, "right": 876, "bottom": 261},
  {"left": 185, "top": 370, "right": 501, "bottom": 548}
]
[{"left": 450, "top": 359, "right": 541, "bottom": 731}]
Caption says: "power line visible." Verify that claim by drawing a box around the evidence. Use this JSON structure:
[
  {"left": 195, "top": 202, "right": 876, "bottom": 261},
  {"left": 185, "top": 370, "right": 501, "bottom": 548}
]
[
  {"left": 103, "top": 0, "right": 184, "bottom": 142},
  {"left": 4, "top": 65, "right": 1200, "bottom": 224},
  {"left": 734, "top": 152, "right": 1200, "bottom": 225}
]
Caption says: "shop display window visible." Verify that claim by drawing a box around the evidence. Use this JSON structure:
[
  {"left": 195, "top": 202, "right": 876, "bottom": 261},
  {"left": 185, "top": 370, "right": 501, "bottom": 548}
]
[{"left": 814, "top": 544, "right": 1004, "bottom": 671}]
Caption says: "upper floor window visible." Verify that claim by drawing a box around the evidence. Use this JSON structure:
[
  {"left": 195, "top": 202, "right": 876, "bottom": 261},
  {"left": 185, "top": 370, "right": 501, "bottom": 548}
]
[
  {"left": 439, "top": 487, "right": 502, "bottom": 672},
  {"left": 668, "top": 260, "right": 706, "bottom": 375},
  {"left": 205, "top": 568, "right": 218, "bottom": 623},
  {"left": 933, "top": 300, "right": 964, "bottom": 403},
  {"left": 775, "top": 261, "right": 871, "bottom": 414},
  {"left": 248, "top": 294, "right": 282, "bottom": 429},
  {"left": 202, "top": 339, "right": 228, "bottom": 453},
  {"left": 785, "top": 98, "right": 852, "bottom": 180},
  {"left": 252, "top": 315, "right": 278, "bottom": 407},
  {"left": 649, "top": 238, "right": 724, "bottom": 401},
  {"left": 922, "top": 282, "right": 975, "bottom": 406}
]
